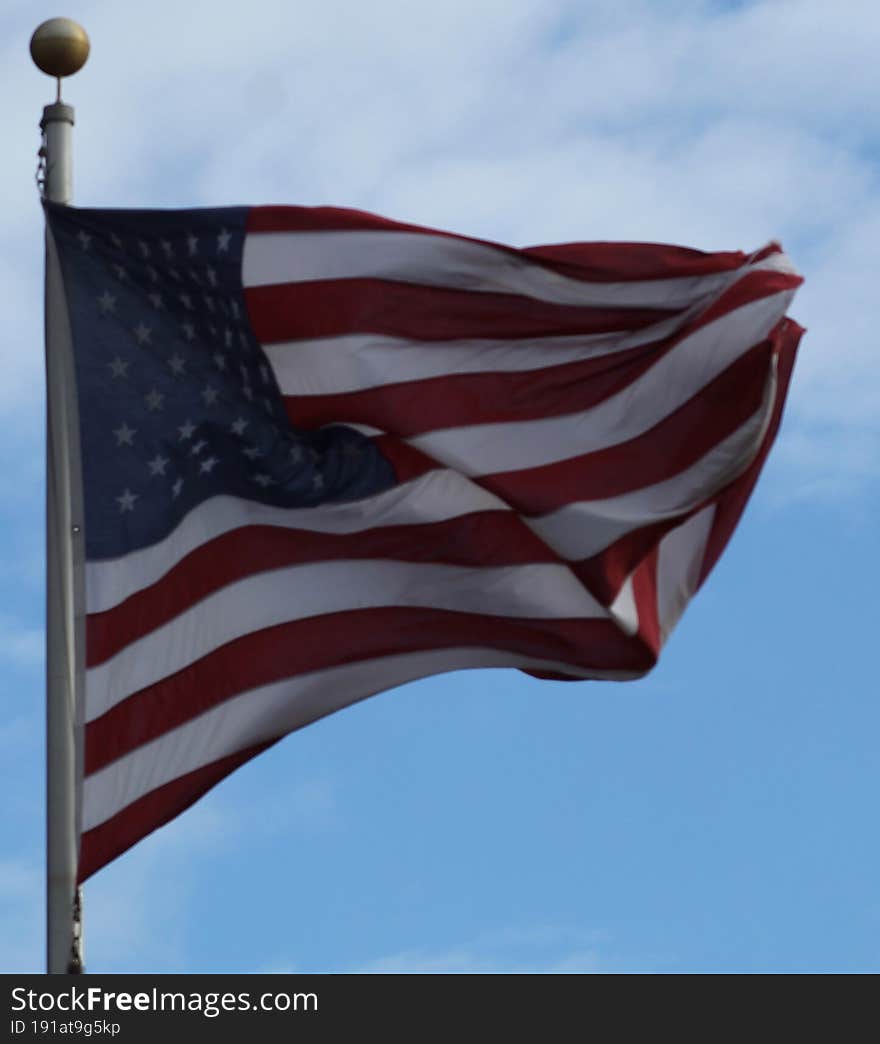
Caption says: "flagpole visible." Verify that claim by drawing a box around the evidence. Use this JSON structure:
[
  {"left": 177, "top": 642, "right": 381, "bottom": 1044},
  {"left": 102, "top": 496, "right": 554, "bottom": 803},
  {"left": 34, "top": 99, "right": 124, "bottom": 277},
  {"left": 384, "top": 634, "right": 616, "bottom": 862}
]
[{"left": 31, "top": 17, "right": 90, "bottom": 975}]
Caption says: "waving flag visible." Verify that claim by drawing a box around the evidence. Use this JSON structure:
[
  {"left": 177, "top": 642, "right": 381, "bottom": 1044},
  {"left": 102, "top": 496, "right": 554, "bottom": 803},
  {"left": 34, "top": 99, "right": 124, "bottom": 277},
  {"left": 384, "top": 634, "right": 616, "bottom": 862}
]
[{"left": 45, "top": 202, "right": 803, "bottom": 880}]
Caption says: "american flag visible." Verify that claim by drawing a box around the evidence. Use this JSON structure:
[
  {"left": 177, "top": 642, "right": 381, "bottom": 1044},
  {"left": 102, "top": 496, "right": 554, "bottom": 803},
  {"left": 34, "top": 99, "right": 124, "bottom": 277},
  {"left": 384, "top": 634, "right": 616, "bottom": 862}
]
[{"left": 45, "top": 202, "right": 803, "bottom": 880}]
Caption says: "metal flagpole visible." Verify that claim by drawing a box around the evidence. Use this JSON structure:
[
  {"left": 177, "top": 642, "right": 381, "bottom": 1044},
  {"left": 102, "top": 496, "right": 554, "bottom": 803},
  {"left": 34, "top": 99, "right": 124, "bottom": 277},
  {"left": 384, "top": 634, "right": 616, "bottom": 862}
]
[{"left": 31, "top": 17, "right": 91, "bottom": 975}]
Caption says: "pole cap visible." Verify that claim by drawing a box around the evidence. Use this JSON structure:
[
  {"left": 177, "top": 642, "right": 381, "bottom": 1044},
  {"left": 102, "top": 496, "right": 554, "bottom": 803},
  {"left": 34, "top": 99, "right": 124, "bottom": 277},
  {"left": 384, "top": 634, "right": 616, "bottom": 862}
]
[{"left": 30, "top": 18, "right": 90, "bottom": 79}]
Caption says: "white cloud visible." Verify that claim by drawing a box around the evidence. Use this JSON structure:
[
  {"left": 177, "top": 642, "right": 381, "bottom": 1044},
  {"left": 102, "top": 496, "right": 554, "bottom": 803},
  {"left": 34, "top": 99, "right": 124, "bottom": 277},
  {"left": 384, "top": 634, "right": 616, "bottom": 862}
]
[
  {"left": 0, "top": 257, "right": 44, "bottom": 421},
  {"left": 351, "top": 945, "right": 603, "bottom": 974},
  {"left": 256, "top": 939, "right": 649, "bottom": 976},
  {"left": 347, "top": 925, "right": 626, "bottom": 973},
  {"left": 767, "top": 426, "right": 880, "bottom": 508}
]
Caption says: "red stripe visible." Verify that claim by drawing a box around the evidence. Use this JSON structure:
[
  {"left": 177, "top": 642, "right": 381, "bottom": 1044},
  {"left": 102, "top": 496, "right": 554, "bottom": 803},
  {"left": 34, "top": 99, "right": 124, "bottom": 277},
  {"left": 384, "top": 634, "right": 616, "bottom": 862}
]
[
  {"left": 78, "top": 741, "right": 277, "bottom": 882},
  {"left": 282, "top": 339, "right": 663, "bottom": 434},
  {"left": 521, "top": 242, "right": 773, "bottom": 281},
  {"left": 277, "top": 271, "right": 801, "bottom": 436},
  {"left": 750, "top": 243, "right": 784, "bottom": 264},
  {"left": 246, "top": 279, "right": 673, "bottom": 345},
  {"left": 372, "top": 436, "right": 436, "bottom": 484},
  {"left": 86, "top": 512, "right": 558, "bottom": 666},
  {"left": 575, "top": 319, "right": 803, "bottom": 608},
  {"left": 687, "top": 269, "right": 801, "bottom": 327},
  {"left": 249, "top": 204, "right": 470, "bottom": 236},
  {"left": 248, "top": 206, "right": 766, "bottom": 285},
  {"left": 573, "top": 517, "right": 690, "bottom": 608},
  {"left": 85, "top": 609, "right": 655, "bottom": 776},
  {"left": 698, "top": 318, "right": 804, "bottom": 585},
  {"left": 481, "top": 341, "right": 774, "bottom": 513},
  {"left": 86, "top": 346, "right": 781, "bottom": 668},
  {"left": 630, "top": 546, "right": 662, "bottom": 658}
]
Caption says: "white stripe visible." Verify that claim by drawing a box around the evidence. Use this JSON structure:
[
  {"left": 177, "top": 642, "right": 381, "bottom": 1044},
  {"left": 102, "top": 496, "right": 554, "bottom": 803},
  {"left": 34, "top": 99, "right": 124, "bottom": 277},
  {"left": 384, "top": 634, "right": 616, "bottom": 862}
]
[
  {"left": 86, "top": 469, "right": 509, "bottom": 614},
  {"left": 609, "top": 575, "right": 639, "bottom": 637},
  {"left": 86, "top": 559, "right": 610, "bottom": 721},
  {"left": 656, "top": 506, "right": 717, "bottom": 645},
  {"left": 407, "top": 290, "right": 793, "bottom": 475},
  {"left": 83, "top": 647, "right": 644, "bottom": 831},
  {"left": 86, "top": 361, "right": 774, "bottom": 620},
  {"left": 244, "top": 229, "right": 792, "bottom": 310},
  {"left": 265, "top": 307, "right": 704, "bottom": 398},
  {"left": 527, "top": 383, "right": 774, "bottom": 561}
]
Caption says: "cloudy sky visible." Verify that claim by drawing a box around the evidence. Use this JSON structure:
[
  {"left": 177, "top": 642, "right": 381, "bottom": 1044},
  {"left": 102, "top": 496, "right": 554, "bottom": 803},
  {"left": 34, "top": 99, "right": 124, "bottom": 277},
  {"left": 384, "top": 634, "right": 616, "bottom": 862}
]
[{"left": 2, "top": 0, "right": 878, "bottom": 973}]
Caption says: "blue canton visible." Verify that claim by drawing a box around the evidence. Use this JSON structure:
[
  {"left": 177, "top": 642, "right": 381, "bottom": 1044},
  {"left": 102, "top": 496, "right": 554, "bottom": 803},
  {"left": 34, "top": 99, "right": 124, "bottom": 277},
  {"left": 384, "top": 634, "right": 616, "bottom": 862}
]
[{"left": 47, "top": 204, "right": 396, "bottom": 560}]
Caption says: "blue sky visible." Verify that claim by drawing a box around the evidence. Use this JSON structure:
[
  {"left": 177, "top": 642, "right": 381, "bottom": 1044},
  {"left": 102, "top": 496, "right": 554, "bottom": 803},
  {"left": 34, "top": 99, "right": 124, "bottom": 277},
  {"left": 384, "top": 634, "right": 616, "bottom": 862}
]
[{"left": 2, "top": 0, "right": 878, "bottom": 972}]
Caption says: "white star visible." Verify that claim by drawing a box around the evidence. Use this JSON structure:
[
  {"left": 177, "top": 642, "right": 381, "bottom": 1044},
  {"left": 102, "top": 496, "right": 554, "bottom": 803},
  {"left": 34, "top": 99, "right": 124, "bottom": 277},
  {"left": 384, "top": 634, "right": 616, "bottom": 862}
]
[
  {"left": 108, "top": 356, "right": 129, "bottom": 379},
  {"left": 217, "top": 228, "right": 231, "bottom": 252},
  {"left": 312, "top": 473, "right": 325, "bottom": 492},
  {"left": 144, "top": 388, "right": 164, "bottom": 412},
  {"left": 147, "top": 266, "right": 160, "bottom": 283},
  {"left": 259, "top": 364, "right": 270, "bottom": 384},
  {"left": 288, "top": 444, "right": 304, "bottom": 464},
  {"left": 77, "top": 230, "right": 92, "bottom": 250},
  {"left": 147, "top": 454, "right": 169, "bottom": 476},
  {"left": 202, "top": 385, "right": 219, "bottom": 406},
  {"left": 97, "top": 290, "right": 116, "bottom": 315},
  {"left": 224, "top": 328, "right": 233, "bottom": 347},
  {"left": 190, "top": 439, "right": 207, "bottom": 456},
  {"left": 113, "top": 422, "right": 136, "bottom": 446},
  {"left": 231, "top": 301, "right": 241, "bottom": 320},
  {"left": 161, "top": 239, "right": 174, "bottom": 258},
  {"left": 242, "top": 385, "right": 253, "bottom": 401},
  {"left": 132, "top": 322, "right": 152, "bottom": 345},
  {"left": 179, "top": 293, "right": 193, "bottom": 310},
  {"left": 206, "top": 267, "right": 217, "bottom": 287},
  {"left": 239, "top": 331, "right": 249, "bottom": 349},
  {"left": 203, "top": 295, "right": 215, "bottom": 312},
  {"left": 230, "top": 417, "right": 248, "bottom": 436},
  {"left": 199, "top": 456, "right": 219, "bottom": 475},
  {"left": 110, "top": 232, "right": 123, "bottom": 248},
  {"left": 253, "top": 473, "right": 274, "bottom": 487},
  {"left": 172, "top": 477, "right": 184, "bottom": 498},
  {"left": 242, "top": 446, "right": 261, "bottom": 460},
  {"left": 213, "top": 353, "right": 227, "bottom": 371},
  {"left": 168, "top": 354, "right": 186, "bottom": 375},
  {"left": 181, "top": 322, "right": 196, "bottom": 341},
  {"left": 187, "top": 233, "right": 198, "bottom": 255},
  {"left": 148, "top": 292, "right": 164, "bottom": 310},
  {"left": 112, "top": 263, "right": 128, "bottom": 281},
  {"left": 168, "top": 267, "right": 181, "bottom": 282},
  {"left": 188, "top": 268, "right": 201, "bottom": 284},
  {"left": 116, "top": 488, "right": 138, "bottom": 513},
  {"left": 138, "top": 240, "right": 151, "bottom": 258},
  {"left": 178, "top": 419, "right": 196, "bottom": 441},
  {"left": 263, "top": 398, "right": 273, "bottom": 414}
]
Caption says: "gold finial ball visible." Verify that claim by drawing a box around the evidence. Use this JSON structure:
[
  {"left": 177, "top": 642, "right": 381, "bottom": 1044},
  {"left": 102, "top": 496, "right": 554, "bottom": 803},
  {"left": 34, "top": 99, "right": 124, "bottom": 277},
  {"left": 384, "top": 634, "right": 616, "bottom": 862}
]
[{"left": 30, "top": 18, "right": 90, "bottom": 79}]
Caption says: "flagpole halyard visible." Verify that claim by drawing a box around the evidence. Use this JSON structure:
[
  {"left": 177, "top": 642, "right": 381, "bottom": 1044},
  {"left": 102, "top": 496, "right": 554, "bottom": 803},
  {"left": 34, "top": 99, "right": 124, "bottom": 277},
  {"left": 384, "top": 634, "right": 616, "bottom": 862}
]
[{"left": 32, "top": 16, "right": 90, "bottom": 975}]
